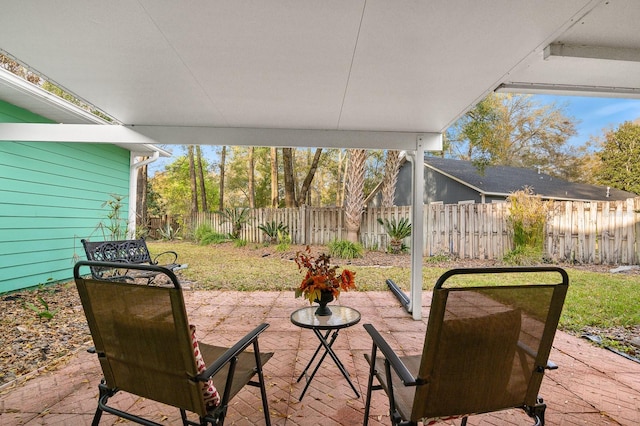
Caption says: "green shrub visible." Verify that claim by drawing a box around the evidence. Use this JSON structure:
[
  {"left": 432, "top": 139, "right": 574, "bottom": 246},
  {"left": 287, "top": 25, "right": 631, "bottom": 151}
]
[
  {"left": 276, "top": 231, "right": 292, "bottom": 252},
  {"left": 328, "top": 240, "right": 363, "bottom": 259},
  {"left": 377, "top": 216, "right": 412, "bottom": 254},
  {"left": 234, "top": 238, "right": 247, "bottom": 248},
  {"left": 195, "top": 224, "right": 228, "bottom": 245},
  {"left": 217, "top": 207, "right": 251, "bottom": 239},
  {"left": 257, "top": 220, "right": 289, "bottom": 244},
  {"left": 504, "top": 187, "right": 548, "bottom": 264},
  {"left": 194, "top": 224, "right": 214, "bottom": 241}
]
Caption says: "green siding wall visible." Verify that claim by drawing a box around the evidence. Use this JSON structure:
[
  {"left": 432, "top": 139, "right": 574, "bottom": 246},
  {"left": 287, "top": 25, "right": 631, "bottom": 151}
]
[{"left": 0, "top": 100, "right": 130, "bottom": 293}]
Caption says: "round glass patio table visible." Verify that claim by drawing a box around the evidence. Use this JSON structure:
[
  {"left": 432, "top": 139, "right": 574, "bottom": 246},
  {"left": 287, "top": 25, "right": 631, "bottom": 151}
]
[{"left": 290, "top": 305, "right": 361, "bottom": 400}]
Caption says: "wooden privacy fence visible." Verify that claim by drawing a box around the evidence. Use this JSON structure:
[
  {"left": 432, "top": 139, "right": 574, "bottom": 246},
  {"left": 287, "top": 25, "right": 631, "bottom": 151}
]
[{"left": 173, "top": 197, "right": 640, "bottom": 265}]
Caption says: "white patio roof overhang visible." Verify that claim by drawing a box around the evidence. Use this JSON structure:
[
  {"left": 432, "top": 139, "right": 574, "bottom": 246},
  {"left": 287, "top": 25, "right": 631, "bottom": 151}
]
[{"left": 1, "top": 0, "right": 640, "bottom": 319}]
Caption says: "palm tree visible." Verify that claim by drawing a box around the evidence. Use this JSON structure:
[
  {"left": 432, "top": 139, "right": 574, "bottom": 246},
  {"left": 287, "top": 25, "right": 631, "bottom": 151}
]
[{"left": 344, "top": 149, "right": 366, "bottom": 242}]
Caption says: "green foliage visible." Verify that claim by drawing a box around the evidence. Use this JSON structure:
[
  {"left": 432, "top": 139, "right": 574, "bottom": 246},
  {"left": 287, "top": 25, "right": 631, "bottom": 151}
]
[
  {"left": 446, "top": 93, "right": 578, "bottom": 178},
  {"left": 377, "top": 216, "right": 412, "bottom": 254},
  {"left": 425, "top": 252, "right": 452, "bottom": 263},
  {"left": 217, "top": 207, "right": 251, "bottom": 239},
  {"left": 257, "top": 220, "right": 289, "bottom": 244},
  {"left": 234, "top": 238, "right": 247, "bottom": 248},
  {"left": 328, "top": 240, "right": 364, "bottom": 259},
  {"left": 276, "top": 231, "right": 292, "bottom": 252},
  {"left": 157, "top": 223, "right": 181, "bottom": 241},
  {"left": 149, "top": 155, "right": 219, "bottom": 216},
  {"left": 504, "top": 187, "right": 547, "bottom": 265},
  {"left": 98, "top": 194, "right": 127, "bottom": 240},
  {"left": 24, "top": 296, "right": 59, "bottom": 320},
  {"left": 194, "top": 224, "right": 228, "bottom": 245},
  {"left": 596, "top": 121, "right": 640, "bottom": 195}
]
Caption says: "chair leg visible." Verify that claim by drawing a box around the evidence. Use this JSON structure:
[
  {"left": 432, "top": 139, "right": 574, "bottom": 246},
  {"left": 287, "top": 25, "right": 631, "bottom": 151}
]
[
  {"left": 526, "top": 397, "right": 546, "bottom": 426},
  {"left": 363, "top": 344, "right": 379, "bottom": 426},
  {"left": 92, "top": 381, "right": 112, "bottom": 426},
  {"left": 253, "top": 339, "right": 271, "bottom": 426}
]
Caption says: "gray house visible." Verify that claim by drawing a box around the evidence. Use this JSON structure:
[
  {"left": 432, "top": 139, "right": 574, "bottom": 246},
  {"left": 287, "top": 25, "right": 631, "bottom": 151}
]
[{"left": 369, "top": 156, "right": 637, "bottom": 206}]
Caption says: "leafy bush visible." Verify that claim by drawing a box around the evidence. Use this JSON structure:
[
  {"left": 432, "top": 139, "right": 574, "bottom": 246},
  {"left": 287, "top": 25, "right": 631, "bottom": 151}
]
[
  {"left": 276, "top": 231, "right": 292, "bottom": 252},
  {"left": 328, "top": 240, "right": 363, "bottom": 259},
  {"left": 504, "top": 187, "right": 548, "bottom": 265},
  {"left": 234, "top": 238, "right": 247, "bottom": 248},
  {"left": 157, "top": 223, "right": 181, "bottom": 240},
  {"left": 257, "top": 220, "right": 289, "bottom": 244},
  {"left": 377, "top": 216, "right": 412, "bottom": 254},
  {"left": 194, "top": 223, "right": 228, "bottom": 245},
  {"left": 217, "top": 207, "right": 251, "bottom": 239}
]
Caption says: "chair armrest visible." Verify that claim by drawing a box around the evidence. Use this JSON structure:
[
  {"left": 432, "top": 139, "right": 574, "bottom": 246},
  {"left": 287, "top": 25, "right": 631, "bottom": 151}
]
[
  {"left": 152, "top": 250, "right": 178, "bottom": 265},
  {"left": 363, "top": 323, "right": 418, "bottom": 386},
  {"left": 198, "top": 323, "right": 270, "bottom": 381}
]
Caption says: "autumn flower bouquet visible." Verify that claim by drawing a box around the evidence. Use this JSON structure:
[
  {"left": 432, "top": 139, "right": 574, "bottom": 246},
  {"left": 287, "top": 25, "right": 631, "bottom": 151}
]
[{"left": 294, "top": 246, "right": 356, "bottom": 304}]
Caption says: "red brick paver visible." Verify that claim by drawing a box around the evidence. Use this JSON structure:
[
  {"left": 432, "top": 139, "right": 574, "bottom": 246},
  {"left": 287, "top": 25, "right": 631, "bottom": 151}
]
[{"left": 1, "top": 291, "right": 639, "bottom": 425}]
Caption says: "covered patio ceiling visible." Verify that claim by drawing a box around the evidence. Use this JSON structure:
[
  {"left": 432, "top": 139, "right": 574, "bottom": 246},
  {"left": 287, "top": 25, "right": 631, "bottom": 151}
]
[
  {"left": 2, "top": 0, "right": 639, "bottom": 319},
  {"left": 1, "top": 0, "right": 638, "bottom": 150}
]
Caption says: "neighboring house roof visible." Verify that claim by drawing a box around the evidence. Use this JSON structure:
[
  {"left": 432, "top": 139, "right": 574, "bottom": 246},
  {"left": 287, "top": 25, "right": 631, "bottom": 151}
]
[{"left": 425, "top": 157, "right": 637, "bottom": 202}]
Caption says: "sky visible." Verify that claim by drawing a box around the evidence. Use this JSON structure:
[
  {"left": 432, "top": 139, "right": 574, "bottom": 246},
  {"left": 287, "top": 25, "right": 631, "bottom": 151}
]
[
  {"left": 534, "top": 95, "right": 640, "bottom": 149},
  {"left": 147, "top": 95, "right": 640, "bottom": 175}
]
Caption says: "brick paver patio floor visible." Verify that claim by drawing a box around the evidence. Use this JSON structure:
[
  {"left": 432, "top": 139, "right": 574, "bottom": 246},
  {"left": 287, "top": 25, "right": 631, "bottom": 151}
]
[{"left": 1, "top": 290, "right": 639, "bottom": 425}]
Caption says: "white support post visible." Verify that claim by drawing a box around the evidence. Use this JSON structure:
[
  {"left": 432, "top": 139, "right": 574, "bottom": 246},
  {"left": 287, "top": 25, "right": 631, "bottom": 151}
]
[
  {"left": 408, "top": 138, "right": 424, "bottom": 319},
  {"left": 408, "top": 133, "right": 442, "bottom": 320}
]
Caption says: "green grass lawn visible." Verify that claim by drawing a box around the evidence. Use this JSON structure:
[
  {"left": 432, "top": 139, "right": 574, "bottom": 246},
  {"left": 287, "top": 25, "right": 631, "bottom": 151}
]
[{"left": 148, "top": 241, "right": 640, "bottom": 336}]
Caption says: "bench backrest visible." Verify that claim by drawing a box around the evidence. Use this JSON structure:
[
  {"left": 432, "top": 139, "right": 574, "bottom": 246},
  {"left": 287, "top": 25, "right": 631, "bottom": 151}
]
[{"left": 81, "top": 239, "right": 152, "bottom": 279}]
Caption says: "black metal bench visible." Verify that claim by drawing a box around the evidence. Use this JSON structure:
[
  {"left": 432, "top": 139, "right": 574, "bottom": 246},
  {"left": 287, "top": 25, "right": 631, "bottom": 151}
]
[{"left": 80, "top": 238, "right": 187, "bottom": 282}]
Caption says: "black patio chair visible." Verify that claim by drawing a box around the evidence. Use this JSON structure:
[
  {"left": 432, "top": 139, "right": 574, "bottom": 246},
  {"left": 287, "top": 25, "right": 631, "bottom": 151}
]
[
  {"left": 74, "top": 260, "right": 272, "bottom": 426},
  {"left": 363, "top": 267, "right": 569, "bottom": 426}
]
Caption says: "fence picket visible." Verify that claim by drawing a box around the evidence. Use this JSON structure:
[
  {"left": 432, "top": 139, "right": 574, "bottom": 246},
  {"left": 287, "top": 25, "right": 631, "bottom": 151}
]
[{"left": 153, "top": 197, "right": 638, "bottom": 265}]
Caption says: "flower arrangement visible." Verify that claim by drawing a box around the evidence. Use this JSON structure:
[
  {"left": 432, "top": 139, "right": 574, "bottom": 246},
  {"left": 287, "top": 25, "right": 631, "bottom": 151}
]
[{"left": 294, "top": 246, "right": 356, "bottom": 304}]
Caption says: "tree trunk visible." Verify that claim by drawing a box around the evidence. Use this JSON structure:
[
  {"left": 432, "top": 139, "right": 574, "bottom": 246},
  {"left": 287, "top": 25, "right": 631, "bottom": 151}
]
[
  {"left": 335, "top": 150, "right": 344, "bottom": 206},
  {"left": 381, "top": 150, "right": 401, "bottom": 207},
  {"left": 188, "top": 145, "right": 198, "bottom": 215},
  {"left": 248, "top": 146, "right": 255, "bottom": 208},
  {"left": 196, "top": 145, "right": 207, "bottom": 212},
  {"left": 296, "top": 148, "right": 322, "bottom": 206},
  {"left": 219, "top": 146, "right": 226, "bottom": 211},
  {"left": 283, "top": 147, "right": 297, "bottom": 207},
  {"left": 270, "top": 147, "right": 279, "bottom": 208},
  {"left": 344, "top": 149, "right": 366, "bottom": 242},
  {"left": 135, "top": 161, "right": 148, "bottom": 233}
]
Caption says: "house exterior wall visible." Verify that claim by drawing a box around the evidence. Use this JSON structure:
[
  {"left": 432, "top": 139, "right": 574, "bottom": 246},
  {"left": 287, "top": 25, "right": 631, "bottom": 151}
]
[
  {"left": 391, "top": 162, "right": 488, "bottom": 205},
  {"left": 0, "top": 100, "right": 130, "bottom": 293}
]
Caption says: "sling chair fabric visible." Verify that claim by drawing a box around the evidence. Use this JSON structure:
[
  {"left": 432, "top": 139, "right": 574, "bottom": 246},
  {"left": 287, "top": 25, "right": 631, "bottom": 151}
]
[
  {"left": 363, "top": 266, "right": 569, "bottom": 426},
  {"left": 73, "top": 260, "right": 272, "bottom": 426}
]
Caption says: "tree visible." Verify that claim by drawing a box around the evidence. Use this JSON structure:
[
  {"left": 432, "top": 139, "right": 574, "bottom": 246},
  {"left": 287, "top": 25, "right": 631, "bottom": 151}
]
[
  {"left": 136, "top": 162, "right": 148, "bottom": 233},
  {"left": 283, "top": 148, "right": 296, "bottom": 207},
  {"left": 187, "top": 145, "right": 198, "bottom": 215},
  {"left": 447, "top": 93, "right": 578, "bottom": 177},
  {"left": 595, "top": 121, "right": 640, "bottom": 195},
  {"left": 219, "top": 146, "right": 226, "bottom": 210},
  {"left": 150, "top": 155, "right": 218, "bottom": 217},
  {"left": 344, "top": 149, "right": 367, "bottom": 242},
  {"left": 248, "top": 147, "right": 255, "bottom": 208},
  {"left": 296, "top": 148, "right": 323, "bottom": 206},
  {"left": 196, "top": 146, "right": 208, "bottom": 211},
  {"left": 270, "top": 147, "right": 279, "bottom": 207},
  {"left": 380, "top": 150, "right": 401, "bottom": 207}
]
